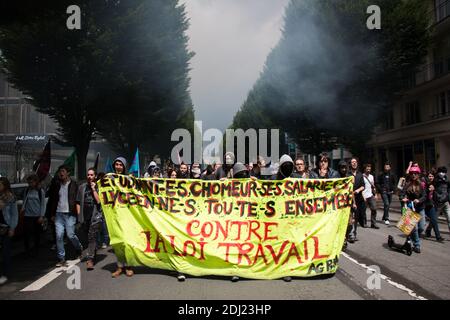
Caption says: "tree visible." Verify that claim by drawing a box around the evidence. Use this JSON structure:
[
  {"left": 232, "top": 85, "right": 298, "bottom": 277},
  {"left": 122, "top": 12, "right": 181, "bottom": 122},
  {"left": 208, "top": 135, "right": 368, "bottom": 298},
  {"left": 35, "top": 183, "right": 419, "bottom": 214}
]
[
  {"left": 0, "top": 0, "right": 195, "bottom": 178},
  {"left": 232, "top": 0, "right": 431, "bottom": 157}
]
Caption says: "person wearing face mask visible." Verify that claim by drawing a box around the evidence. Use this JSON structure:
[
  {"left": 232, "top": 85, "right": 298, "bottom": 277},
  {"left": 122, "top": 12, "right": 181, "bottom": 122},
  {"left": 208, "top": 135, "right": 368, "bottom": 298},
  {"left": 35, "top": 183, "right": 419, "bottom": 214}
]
[
  {"left": 215, "top": 152, "right": 235, "bottom": 180},
  {"left": 190, "top": 163, "right": 202, "bottom": 179}
]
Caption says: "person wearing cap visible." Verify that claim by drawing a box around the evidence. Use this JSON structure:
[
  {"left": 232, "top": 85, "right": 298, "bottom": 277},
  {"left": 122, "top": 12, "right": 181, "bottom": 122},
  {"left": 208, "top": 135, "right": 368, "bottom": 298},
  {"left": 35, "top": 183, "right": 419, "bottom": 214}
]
[
  {"left": 110, "top": 156, "right": 134, "bottom": 277},
  {"left": 399, "top": 166, "right": 426, "bottom": 253}
]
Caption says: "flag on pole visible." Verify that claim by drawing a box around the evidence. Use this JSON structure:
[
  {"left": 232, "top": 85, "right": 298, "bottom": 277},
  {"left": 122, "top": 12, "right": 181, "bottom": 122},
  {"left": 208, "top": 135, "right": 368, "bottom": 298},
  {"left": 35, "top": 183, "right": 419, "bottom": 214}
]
[
  {"left": 104, "top": 157, "right": 114, "bottom": 173},
  {"left": 93, "top": 152, "right": 100, "bottom": 172},
  {"left": 35, "top": 140, "right": 51, "bottom": 181},
  {"left": 63, "top": 150, "right": 77, "bottom": 176},
  {"left": 129, "top": 148, "right": 140, "bottom": 177}
]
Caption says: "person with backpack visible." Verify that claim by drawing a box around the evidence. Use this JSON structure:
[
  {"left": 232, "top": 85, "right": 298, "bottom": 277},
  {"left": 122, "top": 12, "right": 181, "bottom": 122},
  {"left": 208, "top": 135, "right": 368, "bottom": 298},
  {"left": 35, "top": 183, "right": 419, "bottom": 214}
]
[
  {"left": 21, "top": 174, "right": 46, "bottom": 256},
  {"left": 362, "top": 164, "right": 379, "bottom": 229}
]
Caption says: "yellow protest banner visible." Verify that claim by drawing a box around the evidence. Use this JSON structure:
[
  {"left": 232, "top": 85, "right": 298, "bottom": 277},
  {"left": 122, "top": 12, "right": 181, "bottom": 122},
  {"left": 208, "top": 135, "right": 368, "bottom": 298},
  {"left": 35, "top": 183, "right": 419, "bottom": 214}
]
[{"left": 98, "top": 175, "right": 353, "bottom": 279}]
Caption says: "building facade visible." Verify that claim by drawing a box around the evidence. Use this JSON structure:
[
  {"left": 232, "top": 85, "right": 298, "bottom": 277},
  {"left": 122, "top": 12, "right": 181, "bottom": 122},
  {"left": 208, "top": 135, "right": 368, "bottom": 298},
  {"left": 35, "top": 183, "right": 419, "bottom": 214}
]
[
  {"left": 0, "top": 73, "right": 114, "bottom": 181},
  {"left": 370, "top": 0, "right": 450, "bottom": 176}
]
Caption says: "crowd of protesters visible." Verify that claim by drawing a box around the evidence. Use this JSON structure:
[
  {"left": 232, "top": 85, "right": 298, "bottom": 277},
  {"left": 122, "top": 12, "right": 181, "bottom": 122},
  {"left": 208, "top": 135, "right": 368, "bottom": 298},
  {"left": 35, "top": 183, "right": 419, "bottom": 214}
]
[{"left": 0, "top": 153, "right": 449, "bottom": 285}]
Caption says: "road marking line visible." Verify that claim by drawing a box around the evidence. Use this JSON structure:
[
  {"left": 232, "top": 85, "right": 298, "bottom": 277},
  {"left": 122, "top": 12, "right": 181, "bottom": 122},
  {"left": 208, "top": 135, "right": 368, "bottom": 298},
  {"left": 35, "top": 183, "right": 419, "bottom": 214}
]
[
  {"left": 341, "top": 252, "right": 427, "bottom": 300},
  {"left": 20, "top": 259, "right": 80, "bottom": 292}
]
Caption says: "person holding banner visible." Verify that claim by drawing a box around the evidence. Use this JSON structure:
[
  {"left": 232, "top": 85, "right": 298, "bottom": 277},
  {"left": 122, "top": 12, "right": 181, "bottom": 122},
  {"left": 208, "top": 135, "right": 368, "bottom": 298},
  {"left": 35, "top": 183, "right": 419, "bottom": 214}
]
[
  {"left": 337, "top": 161, "right": 356, "bottom": 251},
  {"left": 399, "top": 166, "right": 426, "bottom": 253},
  {"left": 309, "top": 153, "right": 339, "bottom": 179},
  {"left": 76, "top": 168, "right": 105, "bottom": 270},
  {"left": 349, "top": 157, "right": 366, "bottom": 231},
  {"left": 110, "top": 157, "right": 134, "bottom": 278}
]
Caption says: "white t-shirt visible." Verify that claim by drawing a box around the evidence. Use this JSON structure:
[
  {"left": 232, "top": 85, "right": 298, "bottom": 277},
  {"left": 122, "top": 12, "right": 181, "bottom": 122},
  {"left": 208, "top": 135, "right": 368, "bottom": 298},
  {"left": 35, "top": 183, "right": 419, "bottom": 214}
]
[
  {"left": 57, "top": 180, "right": 70, "bottom": 213},
  {"left": 362, "top": 174, "right": 375, "bottom": 200}
]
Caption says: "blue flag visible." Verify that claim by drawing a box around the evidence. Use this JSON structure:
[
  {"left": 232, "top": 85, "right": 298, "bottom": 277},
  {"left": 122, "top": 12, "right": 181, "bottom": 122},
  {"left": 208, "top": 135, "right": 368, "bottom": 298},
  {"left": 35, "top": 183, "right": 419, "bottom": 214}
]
[
  {"left": 129, "top": 148, "right": 140, "bottom": 177},
  {"left": 104, "top": 157, "right": 114, "bottom": 173}
]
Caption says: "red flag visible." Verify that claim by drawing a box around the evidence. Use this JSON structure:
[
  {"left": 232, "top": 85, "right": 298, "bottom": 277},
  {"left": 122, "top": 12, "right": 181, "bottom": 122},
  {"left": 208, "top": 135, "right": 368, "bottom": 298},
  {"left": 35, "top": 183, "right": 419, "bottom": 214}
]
[{"left": 35, "top": 140, "right": 51, "bottom": 181}]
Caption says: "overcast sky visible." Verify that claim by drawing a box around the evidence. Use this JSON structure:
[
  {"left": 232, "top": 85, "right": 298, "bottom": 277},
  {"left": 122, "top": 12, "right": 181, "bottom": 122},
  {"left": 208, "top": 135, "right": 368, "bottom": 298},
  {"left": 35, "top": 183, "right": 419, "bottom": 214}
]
[{"left": 182, "top": 0, "right": 289, "bottom": 132}]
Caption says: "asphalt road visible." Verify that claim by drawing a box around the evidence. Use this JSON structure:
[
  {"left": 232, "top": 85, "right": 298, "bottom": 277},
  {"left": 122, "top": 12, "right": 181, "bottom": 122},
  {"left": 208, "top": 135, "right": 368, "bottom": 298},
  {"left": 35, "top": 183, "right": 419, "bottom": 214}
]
[{"left": 1, "top": 207, "right": 449, "bottom": 300}]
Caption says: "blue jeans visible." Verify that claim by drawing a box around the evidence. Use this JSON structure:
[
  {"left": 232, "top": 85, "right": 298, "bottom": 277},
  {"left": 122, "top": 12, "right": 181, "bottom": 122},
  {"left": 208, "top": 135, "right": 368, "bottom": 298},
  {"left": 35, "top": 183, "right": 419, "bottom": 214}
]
[
  {"left": 381, "top": 193, "right": 392, "bottom": 221},
  {"left": 55, "top": 212, "right": 82, "bottom": 261},
  {"left": 410, "top": 209, "right": 426, "bottom": 248},
  {"left": 425, "top": 207, "right": 441, "bottom": 238},
  {"left": 0, "top": 234, "right": 12, "bottom": 277}
]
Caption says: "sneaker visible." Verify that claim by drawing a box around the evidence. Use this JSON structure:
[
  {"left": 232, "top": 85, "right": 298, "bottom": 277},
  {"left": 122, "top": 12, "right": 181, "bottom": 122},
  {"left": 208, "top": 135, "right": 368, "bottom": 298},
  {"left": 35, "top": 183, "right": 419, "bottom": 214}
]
[
  {"left": 55, "top": 260, "right": 67, "bottom": 267},
  {"left": 371, "top": 225, "right": 380, "bottom": 229},
  {"left": 413, "top": 247, "right": 421, "bottom": 254},
  {"left": 384, "top": 220, "right": 390, "bottom": 225},
  {"left": 283, "top": 276, "right": 292, "bottom": 282},
  {"left": 437, "top": 237, "right": 445, "bottom": 242},
  {"left": 86, "top": 260, "right": 94, "bottom": 271},
  {"left": 177, "top": 273, "right": 186, "bottom": 282},
  {"left": 0, "top": 276, "right": 8, "bottom": 285},
  {"left": 101, "top": 243, "right": 107, "bottom": 249},
  {"left": 231, "top": 276, "right": 239, "bottom": 282}
]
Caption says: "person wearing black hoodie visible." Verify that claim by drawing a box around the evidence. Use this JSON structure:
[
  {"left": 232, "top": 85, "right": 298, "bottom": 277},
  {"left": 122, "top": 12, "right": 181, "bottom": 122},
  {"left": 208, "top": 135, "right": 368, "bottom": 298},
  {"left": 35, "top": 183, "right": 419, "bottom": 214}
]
[
  {"left": 215, "top": 152, "right": 235, "bottom": 180},
  {"left": 269, "top": 155, "right": 297, "bottom": 282}
]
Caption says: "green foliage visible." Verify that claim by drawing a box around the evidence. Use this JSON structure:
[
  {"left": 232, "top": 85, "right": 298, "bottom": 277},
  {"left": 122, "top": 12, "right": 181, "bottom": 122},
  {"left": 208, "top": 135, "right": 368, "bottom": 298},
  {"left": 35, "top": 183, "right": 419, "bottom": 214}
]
[
  {"left": 232, "top": 0, "right": 431, "bottom": 156},
  {"left": 0, "top": 0, "right": 194, "bottom": 176}
]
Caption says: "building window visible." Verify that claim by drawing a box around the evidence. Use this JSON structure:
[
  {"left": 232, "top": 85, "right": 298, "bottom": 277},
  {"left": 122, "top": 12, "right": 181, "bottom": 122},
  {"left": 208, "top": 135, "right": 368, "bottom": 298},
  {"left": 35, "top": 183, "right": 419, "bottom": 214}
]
[
  {"left": 404, "top": 101, "right": 421, "bottom": 126},
  {"left": 433, "top": 90, "right": 450, "bottom": 118},
  {"left": 436, "top": 0, "right": 450, "bottom": 22},
  {"left": 385, "top": 106, "right": 394, "bottom": 130}
]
